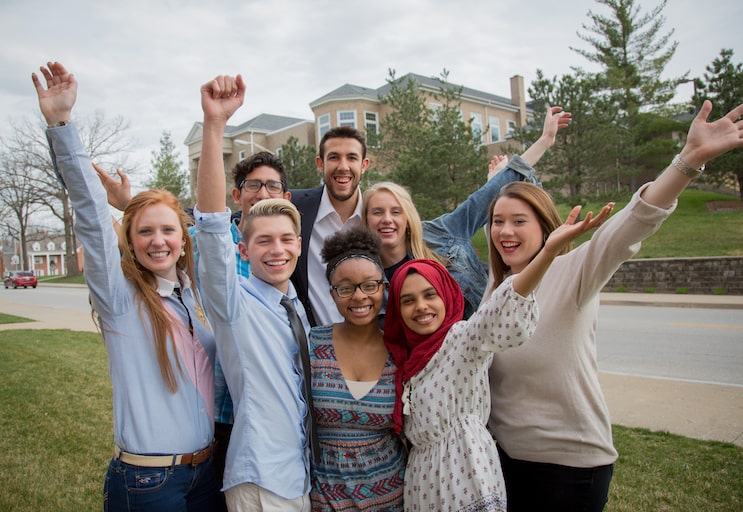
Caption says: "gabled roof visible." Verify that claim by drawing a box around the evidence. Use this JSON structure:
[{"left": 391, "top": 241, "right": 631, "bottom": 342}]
[
  {"left": 184, "top": 113, "right": 312, "bottom": 145},
  {"left": 309, "top": 84, "right": 380, "bottom": 108},
  {"left": 228, "top": 113, "right": 311, "bottom": 135},
  {"left": 310, "top": 72, "right": 520, "bottom": 111}
]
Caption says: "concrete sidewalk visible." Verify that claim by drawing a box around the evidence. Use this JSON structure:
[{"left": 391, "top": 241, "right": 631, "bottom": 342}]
[{"left": 2, "top": 290, "right": 742, "bottom": 447}]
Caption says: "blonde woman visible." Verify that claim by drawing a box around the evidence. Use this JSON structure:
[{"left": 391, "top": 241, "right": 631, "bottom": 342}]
[{"left": 363, "top": 106, "right": 571, "bottom": 318}]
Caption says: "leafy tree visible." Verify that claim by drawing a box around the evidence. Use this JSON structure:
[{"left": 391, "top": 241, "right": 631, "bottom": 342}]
[
  {"left": 693, "top": 49, "right": 743, "bottom": 199},
  {"left": 1, "top": 112, "right": 135, "bottom": 276},
  {"left": 572, "top": 0, "right": 682, "bottom": 189},
  {"left": 146, "top": 130, "right": 190, "bottom": 205},
  {"left": 572, "top": 0, "right": 680, "bottom": 116},
  {"left": 377, "top": 70, "right": 489, "bottom": 219},
  {"left": 516, "top": 69, "right": 621, "bottom": 199},
  {"left": 280, "top": 136, "right": 320, "bottom": 189}
]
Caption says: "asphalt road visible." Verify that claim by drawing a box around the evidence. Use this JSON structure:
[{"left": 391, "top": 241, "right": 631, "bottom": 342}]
[
  {"left": 597, "top": 304, "right": 743, "bottom": 387},
  {"left": 3, "top": 284, "right": 741, "bottom": 387}
]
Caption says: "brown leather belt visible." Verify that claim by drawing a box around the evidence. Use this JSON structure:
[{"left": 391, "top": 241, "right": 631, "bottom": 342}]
[{"left": 114, "top": 443, "right": 214, "bottom": 467}]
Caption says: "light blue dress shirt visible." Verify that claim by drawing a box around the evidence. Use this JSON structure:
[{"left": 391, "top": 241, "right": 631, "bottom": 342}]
[
  {"left": 189, "top": 218, "right": 248, "bottom": 424},
  {"left": 47, "top": 123, "right": 216, "bottom": 455},
  {"left": 193, "top": 206, "right": 312, "bottom": 499}
]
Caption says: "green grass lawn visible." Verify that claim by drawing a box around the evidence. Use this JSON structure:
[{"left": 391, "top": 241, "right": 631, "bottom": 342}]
[
  {"left": 0, "top": 312, "right": 33, "bottom": 324},
  {"left": 471, "top": 188, "right": 743, "bottom": 261},
  {"left": 37, "top": 274, "right": 86, "bottom": 285},
  {"left": 0, "top": 330, "right": 741, "bottom": 511}
]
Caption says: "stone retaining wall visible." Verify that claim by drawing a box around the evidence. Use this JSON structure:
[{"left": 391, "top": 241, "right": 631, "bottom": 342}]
[{"left": 603, "top": 256, "right": 743, "bottom": 295}]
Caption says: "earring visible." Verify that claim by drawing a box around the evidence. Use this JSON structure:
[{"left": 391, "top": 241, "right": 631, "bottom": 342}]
[{"left": 180, "top": 248, "right": 186, "bottom": 257}]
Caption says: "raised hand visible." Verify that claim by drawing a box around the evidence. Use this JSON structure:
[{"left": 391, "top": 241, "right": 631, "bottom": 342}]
[
  {"left": 201, "top": 74, "right": 246, "bottom": 124},
  {"left": 519, "top": 106, "right": 572, "bottom": 167},
  {"left": 31, "top": 61, "right": 77, "bottom": 126},
  {"left": 541, "top": 106, "right": 572, "bottom": 145},
  {"left": 680, "top": 100, "right": 743, "bottom": 168},
  {"left": 544, "top": 202, "right": 615, "bottom": 256},
  {"left": 93, "top": 163, "right": 132, "bottom": 211},
  {"left": 487, "top": 154, "right": 508, "bottom": 180}
]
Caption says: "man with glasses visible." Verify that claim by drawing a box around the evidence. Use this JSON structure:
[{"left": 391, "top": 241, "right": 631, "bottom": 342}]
[{"left": 219, "top": 151, "right": 292, "bottom": 277}]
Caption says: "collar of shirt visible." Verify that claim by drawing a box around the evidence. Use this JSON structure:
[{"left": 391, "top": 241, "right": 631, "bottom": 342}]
[
  {"left": 155, "top": 270, "right": 193, "bottom": 297},
  {"left": 316, "top": 185, "right": 363, "bottom": 224},
  {"left": 248, "top": 273, "right": 299, "bottom": 308}
]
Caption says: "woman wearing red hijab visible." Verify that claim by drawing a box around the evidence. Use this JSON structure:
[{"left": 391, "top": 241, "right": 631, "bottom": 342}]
[{"left": 383, "top": 201, "right": 612, "bottom": 511}]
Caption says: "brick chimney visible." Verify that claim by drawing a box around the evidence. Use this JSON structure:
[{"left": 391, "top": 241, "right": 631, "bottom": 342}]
[{"left": 510, "top": 75, "right": 527, "bottom": 127}]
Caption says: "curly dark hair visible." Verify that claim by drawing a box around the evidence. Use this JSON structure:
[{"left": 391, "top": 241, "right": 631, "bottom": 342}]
[
  {"left": 322, "top": 226, "right": 383, "bottom": 281},
  {"left": 232, "top": 151, "right": 287, "bottom": 190}
]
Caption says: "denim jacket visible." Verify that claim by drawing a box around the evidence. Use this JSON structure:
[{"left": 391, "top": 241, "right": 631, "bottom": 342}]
[{"left": 423, "top": 155, "right": 537, "bottom": 318}]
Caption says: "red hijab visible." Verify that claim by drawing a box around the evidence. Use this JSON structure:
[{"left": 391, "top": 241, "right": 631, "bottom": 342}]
[{"left": 383, "top": 259, "right": 465, "bottom": 433}]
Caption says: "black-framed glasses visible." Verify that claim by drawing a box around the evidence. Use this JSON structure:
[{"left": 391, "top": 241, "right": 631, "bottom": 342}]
[
  {"left": 239, "top": 179, "right": 285, "bottom": 194},
  {"left": 331, "top": 280, "right": 385, "bottom": 298}
]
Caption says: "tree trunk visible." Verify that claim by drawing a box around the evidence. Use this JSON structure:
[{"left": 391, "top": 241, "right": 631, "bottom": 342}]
[{"left": 63, "top": 196, "right": 81, "bottom": 276}]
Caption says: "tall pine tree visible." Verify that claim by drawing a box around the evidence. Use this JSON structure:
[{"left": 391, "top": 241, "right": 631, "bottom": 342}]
[{"left": 147, "top": 130, "right": 190, "bottom": 205}]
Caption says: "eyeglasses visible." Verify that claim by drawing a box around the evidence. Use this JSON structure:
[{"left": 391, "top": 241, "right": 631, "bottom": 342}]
[
  {"left": 331, "top": 280, "right": 385, "bottom": 298},
  {"left": 239, "top": 179, "right": 285, "bottom": 194}
]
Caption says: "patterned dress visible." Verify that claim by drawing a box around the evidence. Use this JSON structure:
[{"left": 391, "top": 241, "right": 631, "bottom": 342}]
[
  {"left": 402, "top": 277, "right": 537, "bottom": 512},
  {"left": 309, "top": 325, "right": 406, "bottom": 511}
]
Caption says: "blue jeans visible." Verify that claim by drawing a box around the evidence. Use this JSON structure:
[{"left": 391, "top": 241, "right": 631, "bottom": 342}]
[
  {"left": 497, "top": 444, "right": 613, "bottom": 512},
  {"left": 103, "top": 457, "right": 226, "bottom": 512}
]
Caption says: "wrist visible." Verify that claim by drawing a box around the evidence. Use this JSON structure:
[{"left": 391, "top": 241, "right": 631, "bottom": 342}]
[
  {"left": 46, "top": 120, "right": 70, "bottom": 129},
  {"left": 672, "top": 153, "right": 705, "bottom": 178}
]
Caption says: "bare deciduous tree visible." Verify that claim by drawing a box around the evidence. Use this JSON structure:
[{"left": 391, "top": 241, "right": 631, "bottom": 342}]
[{"left": 1, "top": 111, "right": 136, "bottom": 276}]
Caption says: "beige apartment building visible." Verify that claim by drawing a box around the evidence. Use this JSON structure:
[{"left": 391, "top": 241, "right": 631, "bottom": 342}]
[{"left": 184, "top": 72, "right": 532, "bottom": 195}]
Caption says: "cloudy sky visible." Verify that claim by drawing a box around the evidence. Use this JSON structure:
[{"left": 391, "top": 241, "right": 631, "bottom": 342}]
[{"left": 1, "top": 0, "right": 741, "bottom": 182}]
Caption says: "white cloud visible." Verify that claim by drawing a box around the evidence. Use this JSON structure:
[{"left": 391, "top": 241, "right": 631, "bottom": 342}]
[{"left": 1, "top": 0, "right": 740, "bottom": 184}]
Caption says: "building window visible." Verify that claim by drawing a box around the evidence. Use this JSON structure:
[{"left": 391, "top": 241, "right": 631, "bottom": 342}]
[
  {"left": 489, "top": 116, "right": 501, "bottom": 142},
  {"left": 318, "top": 113, "right": 331, "bottom": 139},
  {"left": 47, "top": 242, "right": 55, "bottom": 251},
  {"left": 337, "top": 110, "right": 357, "bottom": 128},
  {"left": 32, "top": 242, "right": 41, "bottom": 252},
  {"left": 428, "top": 103, "right": 442, "bottom": 121},
  {"left": 470, "top": 113, "right": 483, "bottom": 144},
  {"left": 364, "top": 111, "right": 379, "bottom": 147},
  {"left": 506, "top": 120, "right": 517, "bottom": 137},
  {"left": 238, "top": 150, "right": 246, "bottom": 161}
]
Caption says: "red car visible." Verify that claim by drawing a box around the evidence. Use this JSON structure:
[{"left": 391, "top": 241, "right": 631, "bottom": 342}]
[{"left": 4, "top": 271, "right": 38, "bottom": 289}]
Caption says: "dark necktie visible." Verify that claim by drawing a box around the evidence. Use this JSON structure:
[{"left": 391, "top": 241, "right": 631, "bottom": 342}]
[{"left": 280, "top": 296, "right": 320, "bottom": 463}]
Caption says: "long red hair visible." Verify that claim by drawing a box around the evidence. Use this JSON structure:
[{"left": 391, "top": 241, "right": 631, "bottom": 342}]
[{"left": 119, "top": 190, "right": 198, "bottom": 393}]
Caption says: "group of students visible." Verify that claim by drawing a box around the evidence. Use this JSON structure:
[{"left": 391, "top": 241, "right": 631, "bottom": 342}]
[{"left": 32, "top": 61, "right": 743, "bottom": 512}]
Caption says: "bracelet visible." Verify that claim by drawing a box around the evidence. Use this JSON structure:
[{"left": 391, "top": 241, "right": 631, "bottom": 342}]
[
  {"left": 671, "top": 154, "right": 704, "bottom": 178},
  {"left": 47, "top": 121, "right": 69, "bottom": 129}
]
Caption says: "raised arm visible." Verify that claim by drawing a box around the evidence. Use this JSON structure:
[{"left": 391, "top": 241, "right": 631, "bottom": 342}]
[
  {"left": 32, "top": 62, "right": 125, "bottom": 314},
  {"left": 642, "top": 100, "right": 743, "bottom": 209},
  {"left": 518, "top": 106, "right": 571, "bottom": 167},
  {"left": 486, "top": 106, "right": 571, "bottom": 182},
  {"left": 196, "top": 75, "right": 246, "bottom": 213}
]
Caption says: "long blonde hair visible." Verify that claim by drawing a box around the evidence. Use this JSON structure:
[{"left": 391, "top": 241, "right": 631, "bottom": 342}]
[
  {"left": 486, "top": 182, "right": 568, "bottom": 293},
  {"left": 120, "top": 189, "right": 198, "bottom": 393},
  {"left": 362, "top": 182, "right": 447, "bottom": 266}
]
